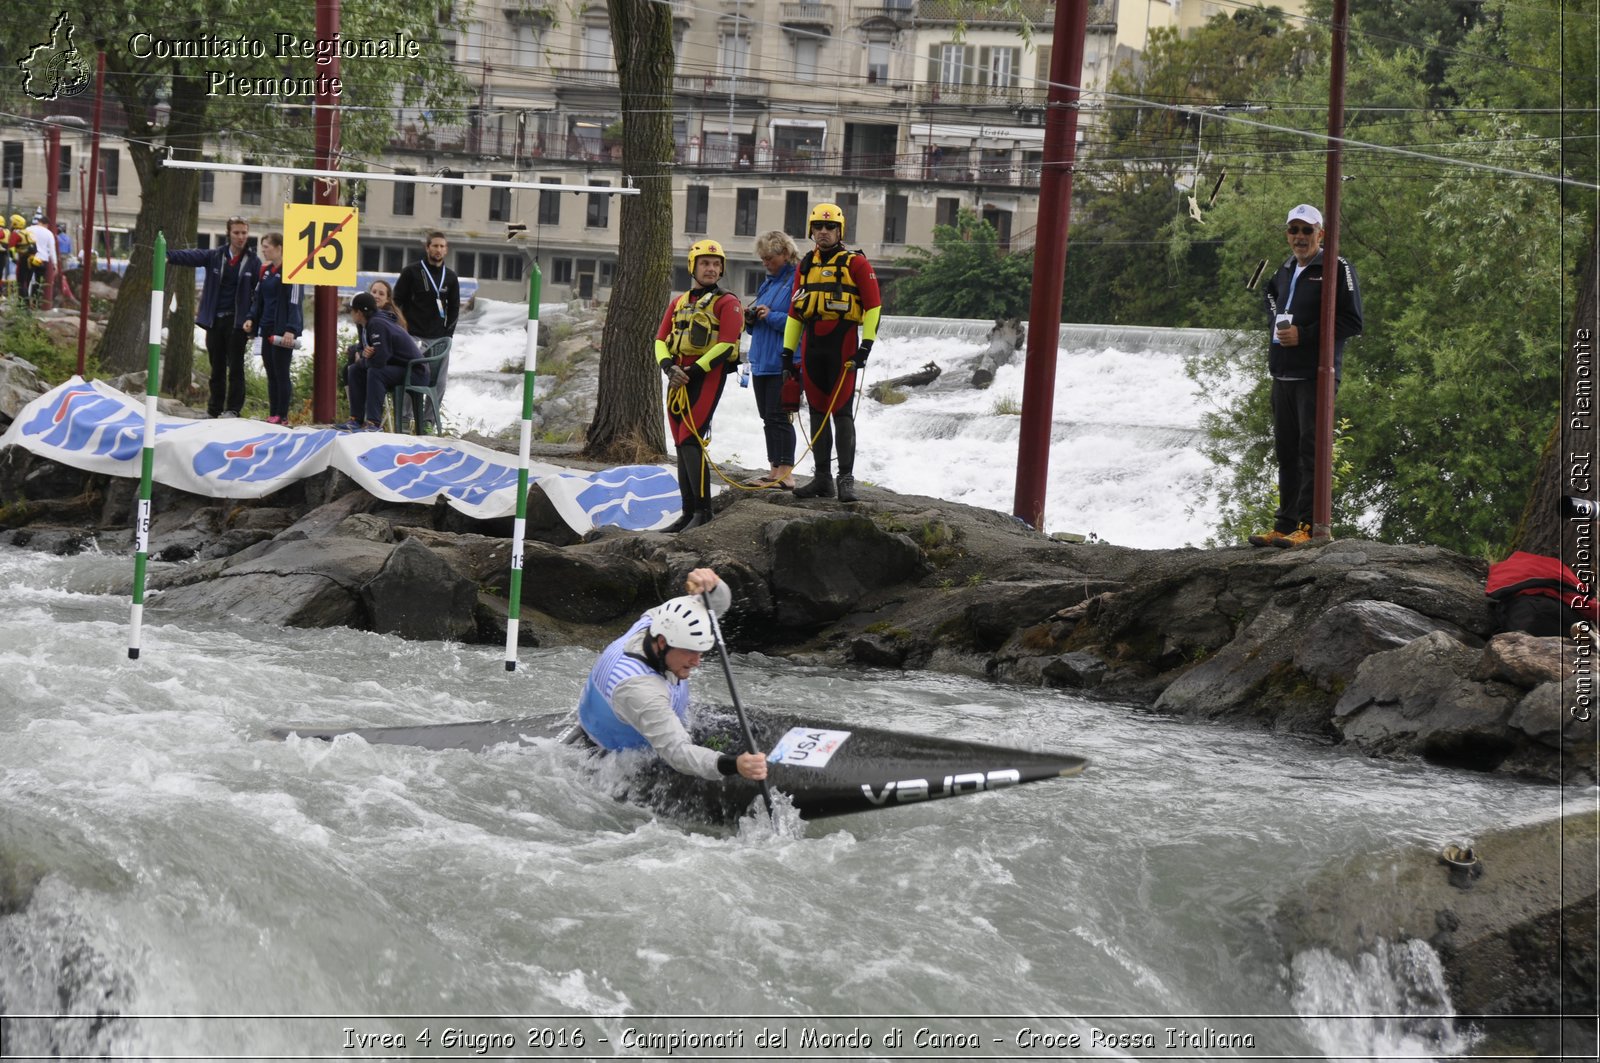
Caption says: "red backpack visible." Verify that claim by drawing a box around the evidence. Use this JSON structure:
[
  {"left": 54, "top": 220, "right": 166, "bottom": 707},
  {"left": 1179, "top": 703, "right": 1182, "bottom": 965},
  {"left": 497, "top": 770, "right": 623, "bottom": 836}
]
[{"left": 1485, "top": 551, "right": 1597, "bottom": 635}]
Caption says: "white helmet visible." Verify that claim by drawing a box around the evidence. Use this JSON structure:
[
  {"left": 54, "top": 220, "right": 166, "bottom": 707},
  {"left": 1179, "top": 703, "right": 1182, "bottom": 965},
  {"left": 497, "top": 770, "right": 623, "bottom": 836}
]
[{"left": 647, "top": 596, "right": 715, "bottom": 652}]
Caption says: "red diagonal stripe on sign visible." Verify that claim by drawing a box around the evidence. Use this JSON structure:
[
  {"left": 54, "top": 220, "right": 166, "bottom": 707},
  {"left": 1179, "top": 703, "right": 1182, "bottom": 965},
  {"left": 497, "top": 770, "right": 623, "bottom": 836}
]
[
  {"left": 51, "top": 389, "right": 96, "bottom": 424},
  {"left": 287, "top": 210, "right": 356, "bottom": 281},
  {"left": 224, "top": 442, "right": 261, "bottom": 460},
  {"left": 394, "top": 449, "right": 447, "bottom": 466}
]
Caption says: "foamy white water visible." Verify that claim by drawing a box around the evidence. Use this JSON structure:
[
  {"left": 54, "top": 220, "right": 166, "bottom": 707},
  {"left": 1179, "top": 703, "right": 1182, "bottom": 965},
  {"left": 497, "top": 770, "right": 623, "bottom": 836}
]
[{"left": 438, "top": 302, "right": 1246, "bottom": 548}]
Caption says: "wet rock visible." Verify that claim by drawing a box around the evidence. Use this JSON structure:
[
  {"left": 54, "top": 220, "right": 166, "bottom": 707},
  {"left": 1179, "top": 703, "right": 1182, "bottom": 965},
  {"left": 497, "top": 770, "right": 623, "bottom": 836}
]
[
  {"left": 766, "top": 513, "right": 926, "bottom": 624},
  {"left": 0, "top": 355, "right": 48, "bottom": 421},
  {"left": 1296, "top": 598, "right": 1478, "bottom": 688},
  {"left": 1042, "top": 651, "right": 1108, "bottom": 689},
  {"left": 148, "top": 536, "right": 392, "bottom": 629},
  {"left": 512, "top": 538, "right": 660, "bottom": 624},
  {"left": 1472, "top": 631, "right": 1566, "bottom": 688},
  {"left": 361, "top": 537, "right": 477, "bottom": 642}
]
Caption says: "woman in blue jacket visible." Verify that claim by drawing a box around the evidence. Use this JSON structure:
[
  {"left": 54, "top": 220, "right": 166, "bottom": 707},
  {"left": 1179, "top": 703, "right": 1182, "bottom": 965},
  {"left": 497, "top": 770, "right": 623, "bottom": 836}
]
[
  {"left": 744, "top": 230, "right": 799, "bottom": 488},
  {"left": 242, "top": 232, "right": 303, "bottom": 425}
]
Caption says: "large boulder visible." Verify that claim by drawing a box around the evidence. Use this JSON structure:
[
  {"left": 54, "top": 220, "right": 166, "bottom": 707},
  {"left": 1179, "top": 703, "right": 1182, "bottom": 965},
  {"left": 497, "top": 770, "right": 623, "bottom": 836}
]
[
  {"left": 148, "top": 535, "right": 394, "bottom": 629},
  {"left": 360, "top": 536, "right": 477, "bottom": 642},
  {"left": 766, "top": 512, "right": 927, "bottom": 625}
]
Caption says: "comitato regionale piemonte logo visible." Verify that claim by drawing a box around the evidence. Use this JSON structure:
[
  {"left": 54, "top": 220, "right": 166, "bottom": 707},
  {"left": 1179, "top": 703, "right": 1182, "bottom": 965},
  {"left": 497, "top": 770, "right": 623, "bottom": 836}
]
[{"left": 19, "top": 12, "right": 92, "bottom": 101}]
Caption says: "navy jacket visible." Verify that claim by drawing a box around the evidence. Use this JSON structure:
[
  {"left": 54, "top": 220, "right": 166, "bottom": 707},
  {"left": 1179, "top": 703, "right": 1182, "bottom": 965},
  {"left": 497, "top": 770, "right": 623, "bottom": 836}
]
[
  {"left": 746, "top": 260, "right": 797, "bottom": 376},
  {"left": 363, "top": 311, "right": 425, "bottom": 375},
  {"left": 167, "top": 245, "right": 261, "bottom": 330},
  {"left": 247, "top": 265, "right": 304, "bottom": 344},
  {"left": 1263, "top": 250, "right": 1363, "bottom": 380}
]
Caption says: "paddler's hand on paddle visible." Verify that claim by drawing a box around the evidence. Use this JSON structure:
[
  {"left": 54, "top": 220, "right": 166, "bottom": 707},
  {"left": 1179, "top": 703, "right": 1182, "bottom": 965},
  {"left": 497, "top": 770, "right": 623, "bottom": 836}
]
[
  {"left": 685, "top": 567, "right": 720, "bottom": 597},
  {"left": 736, "top": 751, "right": 768, "bottom": 781}
]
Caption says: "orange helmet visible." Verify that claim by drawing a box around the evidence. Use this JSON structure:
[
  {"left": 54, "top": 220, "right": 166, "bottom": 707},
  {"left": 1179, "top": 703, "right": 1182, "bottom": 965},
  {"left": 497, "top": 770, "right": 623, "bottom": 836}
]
[{"left": 808, "top": 202, "right": 846, "bottom": 238}]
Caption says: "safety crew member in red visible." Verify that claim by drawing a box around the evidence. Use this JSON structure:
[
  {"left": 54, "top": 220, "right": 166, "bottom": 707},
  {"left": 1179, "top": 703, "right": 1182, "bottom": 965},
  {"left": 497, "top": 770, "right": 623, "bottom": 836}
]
[
  {"left": 782, "top": 203, "right": 881, "bottom": 502},
  {"left": 656, "top": 238, "right": 744, "bottom": 532}
]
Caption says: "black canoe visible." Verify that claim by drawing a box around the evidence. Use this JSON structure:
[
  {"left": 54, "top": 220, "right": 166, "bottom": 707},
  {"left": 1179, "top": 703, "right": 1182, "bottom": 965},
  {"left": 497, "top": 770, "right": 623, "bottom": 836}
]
[{"left": 270, "top": 706, "right": 1087, "bottom": 823}]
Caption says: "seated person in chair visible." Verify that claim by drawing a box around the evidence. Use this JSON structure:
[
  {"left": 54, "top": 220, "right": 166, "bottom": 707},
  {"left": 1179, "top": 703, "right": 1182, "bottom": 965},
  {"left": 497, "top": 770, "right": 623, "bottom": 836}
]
[{"left": 339, "top": 292, "right": 424, "bottom": 431}]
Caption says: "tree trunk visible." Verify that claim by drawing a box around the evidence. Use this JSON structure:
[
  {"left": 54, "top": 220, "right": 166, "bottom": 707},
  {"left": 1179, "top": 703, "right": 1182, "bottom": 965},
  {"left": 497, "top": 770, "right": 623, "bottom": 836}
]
[
  {"left": 1513, "top": 226, "right": 1598, "bottom": 588},
  {"left": 93, "top": 60, "right": 203, "bottom": 391},
  {"left": 583, "top": 0, "right": 674, "bottom": 462}
]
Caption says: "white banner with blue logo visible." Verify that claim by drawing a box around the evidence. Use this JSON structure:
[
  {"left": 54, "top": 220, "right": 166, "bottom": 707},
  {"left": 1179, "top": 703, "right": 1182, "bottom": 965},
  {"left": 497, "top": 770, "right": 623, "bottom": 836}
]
[{"left": 1, "top": 378, "right": 687, "bottom": 533}]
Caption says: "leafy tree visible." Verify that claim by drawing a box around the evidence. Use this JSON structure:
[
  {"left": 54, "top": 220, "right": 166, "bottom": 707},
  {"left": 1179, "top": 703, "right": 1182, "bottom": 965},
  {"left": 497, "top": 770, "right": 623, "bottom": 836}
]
[
  {"left": 889, "top": 210, "right": 1034, "bottom": 319},
  {"left": 0, "top": 3, "right": 469, "bottom": 393}
]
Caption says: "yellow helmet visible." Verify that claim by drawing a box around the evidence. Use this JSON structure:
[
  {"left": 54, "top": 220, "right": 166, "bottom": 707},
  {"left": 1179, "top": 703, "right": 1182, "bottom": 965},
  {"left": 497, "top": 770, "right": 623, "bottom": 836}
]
[
  {"left": 808, "top": 202, "right": 846, "bottom": 238},
  {"left": 687, "top": 238, "right": 725, "bottom": 274},
  {"left": 9, "top": 214, "right": 24, "bottom": 229}
]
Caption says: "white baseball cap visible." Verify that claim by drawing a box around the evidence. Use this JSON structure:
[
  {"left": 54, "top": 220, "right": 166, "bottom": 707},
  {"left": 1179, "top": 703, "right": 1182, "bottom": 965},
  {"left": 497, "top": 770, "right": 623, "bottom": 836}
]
[{"left": 1286, "top": 204, "right": 1323, "bottom": 227}]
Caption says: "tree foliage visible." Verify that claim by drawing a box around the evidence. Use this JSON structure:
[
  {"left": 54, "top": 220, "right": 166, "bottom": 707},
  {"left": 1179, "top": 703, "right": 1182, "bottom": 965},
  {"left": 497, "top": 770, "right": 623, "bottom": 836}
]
[
  {"left": 0, "top": 2, "right": 470, "bottom": 389},
  {"left": 889, "top": 210, "right": 1034, "bottom": 319}
]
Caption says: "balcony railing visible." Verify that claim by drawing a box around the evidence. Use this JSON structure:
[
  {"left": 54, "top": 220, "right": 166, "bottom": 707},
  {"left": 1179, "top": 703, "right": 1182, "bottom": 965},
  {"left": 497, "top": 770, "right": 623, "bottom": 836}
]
[
  {"left": 915, "top": 83, "right": 1049, "bottom": 108},
  {"left": 855, "top": 4, "right": 914, "bottom": 24},
  {"left": 779, "top": 2, "right": 836, "bottom": 27},
  {"left": 918, "top": 0, "right": 1054, "bottom": 24},
  {"left": 673, "top": 72, "right": 771, "bottom": 98},
  {"left": 548, "top": 66, "right": 620, "bottom": 90},
  {"left": 1089, "top": 0, "right": 1118, "bottom": 30}
]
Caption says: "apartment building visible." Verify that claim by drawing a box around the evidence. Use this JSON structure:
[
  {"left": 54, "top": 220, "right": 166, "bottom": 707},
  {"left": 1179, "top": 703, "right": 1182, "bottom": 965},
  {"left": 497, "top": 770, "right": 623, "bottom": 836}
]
[{"left": 5, "top": 2, "right": 1264, "bottom": 305}]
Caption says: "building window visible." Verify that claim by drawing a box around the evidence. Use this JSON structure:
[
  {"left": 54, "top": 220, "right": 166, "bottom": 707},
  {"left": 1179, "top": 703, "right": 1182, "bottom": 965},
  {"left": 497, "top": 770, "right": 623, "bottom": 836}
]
[
  {"left": 504, "top": 254, "right": 525, "bottom": 282},
  {"left": 552, "top": 257, "right": 573, "bottom": 284},
  {"left": 866, "top": 41, "right": 890, "bottom": 84},
  {"left": 232, "top": 157, "right": 255, "bottom": 205},
  {"left": 685, "top": 185, "right": 709, "bottom": 234},
  {"left": 360, "top": 243, "right": 382, "bottom": 271},
  {"left": 57, "top": 146, "right": 71, "bottom": 191},
  {"left": 538, "top": 177, "right": 560, "bottom": 225},
  {"left": 985, "top": 46, "right": 1018, "bottom": 88},
  {"left": 199, "top": 170, "right": 213, "bottom": 203},
  {"left": 935, "top": 43, "right": 972, "bottom": 88},
  {"left": 744, "top": 269, "right": 762, "bottom": 296},
  {"left": 101, "top": 151, "right": 121, "bottom": 197},
  {"left": 478, "top": 253, "right": 499, "bottom": 281},
  {"left": 455, "top": 251, "right": 475, "bottom": 277},
  {"left": 581, "top": 24, "right": 612, "bottom": 71},
  {"left": 393, "top": 170, "right": 415, "bottom": 216},
  {"left": 719, "top": 30, "right": 749, "bottom": 76},
  {"left": 935, "top": 197, "right": 960, "bottom": 228},
  {"left": 587, "top": 179, "right": 610, "bottom": 228},
  {"left": 836, "top": 193, "right": 859, "bottom": 228},
  {"left": 441, "top": 171, "right": 463, "bottom": 220},
  {"left": 599, "top": 260, "right": 615, "bottom": 286},
  {"left": 1, "top": 142, "right": 21, "bottom": 189},
  {"left": 883, "top": 194, "right": 908, "bottom": 245},
  {"left": 784, "top": 190, "right": 809, "bottom": 238},
  {"left": 489, "top": 174, "right": 512, "bottom": 222},
  {"left": 383, "top": 245, "right": 407, "bottom": 272},
  {"left": 794, "top": 38, "right": 820, "bottom": 82},
  {"left": 735, "top": 188, "right": 759, "bottom": 237}
]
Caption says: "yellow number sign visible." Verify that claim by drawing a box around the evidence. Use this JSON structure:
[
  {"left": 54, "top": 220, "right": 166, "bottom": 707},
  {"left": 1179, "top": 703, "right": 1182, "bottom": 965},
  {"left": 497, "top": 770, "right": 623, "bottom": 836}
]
[{"left": 282, "top": 203, "right": 359, "bottom": 287}]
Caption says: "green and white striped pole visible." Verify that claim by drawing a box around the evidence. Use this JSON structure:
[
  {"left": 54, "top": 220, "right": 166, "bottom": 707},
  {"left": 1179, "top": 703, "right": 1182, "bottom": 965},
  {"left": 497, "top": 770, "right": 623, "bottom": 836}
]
[
  {"left": 129, "top": 231, "right": 166, "bottom": 660},
  {"left": 504, "top": 262, "right": 542, "bottom": 671}
]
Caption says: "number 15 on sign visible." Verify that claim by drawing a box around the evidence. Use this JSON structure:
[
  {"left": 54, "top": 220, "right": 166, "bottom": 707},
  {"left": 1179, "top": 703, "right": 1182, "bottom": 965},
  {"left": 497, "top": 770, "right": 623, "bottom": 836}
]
[{"left": 283, "top": 203, "right": 358, "bottom": 287}]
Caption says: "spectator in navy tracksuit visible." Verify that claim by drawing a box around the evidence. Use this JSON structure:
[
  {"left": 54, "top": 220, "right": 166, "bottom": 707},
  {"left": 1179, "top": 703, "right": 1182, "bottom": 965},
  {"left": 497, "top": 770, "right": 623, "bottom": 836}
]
[
  {"left": 166, "top": 216, "right": 259, "bottom": 418},
  {"left": 241, "top": 232, "right": 303, "bottom": 425},
  {"left": 1249, "top": 203, "right": 1364, "bottom": 548},
  {"left": 744, "top": 229, "right": 800, "bottom": 489},
  {"left": 341, "top": 291, "right": 424, "bottom": 430}
]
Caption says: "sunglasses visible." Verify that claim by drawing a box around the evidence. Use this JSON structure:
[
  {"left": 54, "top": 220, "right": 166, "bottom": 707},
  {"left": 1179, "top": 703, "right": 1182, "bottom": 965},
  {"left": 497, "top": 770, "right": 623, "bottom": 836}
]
[
  {"left": 1286, "top": 224, "right": 1318, "bottom": 236},
  {"left": 813, "top": 223, "right": 840, "bottom": 232}
]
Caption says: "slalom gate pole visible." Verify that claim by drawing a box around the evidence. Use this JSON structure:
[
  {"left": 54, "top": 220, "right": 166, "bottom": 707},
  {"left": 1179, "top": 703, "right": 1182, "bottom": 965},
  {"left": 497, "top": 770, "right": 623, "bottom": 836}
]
[
  {"left": 703, "top": 593, "right": 775, "bottom": 818},
  {"left": 128, "top": 231, "right": 166, "bottom": 660},
  {"left": 504, "top": 263, "right": 542, "bottom": 671}
]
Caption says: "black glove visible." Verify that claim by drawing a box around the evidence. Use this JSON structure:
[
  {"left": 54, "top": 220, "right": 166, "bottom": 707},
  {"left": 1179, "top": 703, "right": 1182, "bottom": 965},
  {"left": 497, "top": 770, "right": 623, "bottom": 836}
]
[
  {"left": 781, "top": 349, "right": 796, "bottom": 376},
  {"left": 685, "top": 363, "right": 707, "bottom": 384},
  {"left": 660, "top": 360, "right": 675, "bottom": 377},
  {"left": 854, "top": 339, "right": 873, "bottom": 368}
]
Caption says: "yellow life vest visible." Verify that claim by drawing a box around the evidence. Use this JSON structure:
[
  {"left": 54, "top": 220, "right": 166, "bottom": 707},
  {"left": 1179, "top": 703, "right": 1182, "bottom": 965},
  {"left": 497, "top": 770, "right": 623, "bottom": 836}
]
[
  {"left": 792, "top": 248, "right": 863, "bottom": 324},
  {"left": 666, "top": 287, "right": 732, "bottom": 360}
]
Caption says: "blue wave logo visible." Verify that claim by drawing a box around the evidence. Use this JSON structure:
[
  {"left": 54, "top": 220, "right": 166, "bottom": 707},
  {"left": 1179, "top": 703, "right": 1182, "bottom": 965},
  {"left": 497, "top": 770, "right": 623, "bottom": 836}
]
[
  {"left": 21, "top": 384, "right": 146, "bottom": 459},
  {"left": 355, "top": 443, "right": 520, "bottom": 506},
  {"left": 192, "top": 430, "right": 338, "bottom": 482},
  {"left": 571, "top": 464, "right": 680, "bottom": 530}
]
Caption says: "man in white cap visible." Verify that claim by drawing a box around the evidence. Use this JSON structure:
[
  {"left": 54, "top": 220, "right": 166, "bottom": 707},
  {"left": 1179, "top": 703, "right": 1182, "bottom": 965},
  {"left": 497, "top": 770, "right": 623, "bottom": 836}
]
[
  {"left": 1249, "top": 203, "right": 1363, "bottom": 548},
  {"left": 577, "top": 567, "right": 768, "bottom": 782}
]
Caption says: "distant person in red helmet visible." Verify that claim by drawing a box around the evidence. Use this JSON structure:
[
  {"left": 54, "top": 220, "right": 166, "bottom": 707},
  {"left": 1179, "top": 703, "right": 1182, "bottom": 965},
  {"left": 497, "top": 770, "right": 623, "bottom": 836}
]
[
  {"left": 655, "top": 238, "right": 743, "bottom": 531},
  {"left": 783, "top": 202, "right": 882, "bottom": 503}
]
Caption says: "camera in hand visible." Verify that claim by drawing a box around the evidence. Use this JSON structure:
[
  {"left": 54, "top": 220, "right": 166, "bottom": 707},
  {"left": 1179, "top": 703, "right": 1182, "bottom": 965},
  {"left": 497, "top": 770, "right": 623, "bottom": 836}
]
[{"left": 743, "top": 306, "right": 760, "bottom": 328}]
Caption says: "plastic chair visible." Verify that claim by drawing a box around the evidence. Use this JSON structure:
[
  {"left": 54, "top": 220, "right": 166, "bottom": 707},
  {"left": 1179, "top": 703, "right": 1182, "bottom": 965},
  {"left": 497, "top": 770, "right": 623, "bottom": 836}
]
[{"left": 387, "top": 338, "right": 451, "bottom": 434}]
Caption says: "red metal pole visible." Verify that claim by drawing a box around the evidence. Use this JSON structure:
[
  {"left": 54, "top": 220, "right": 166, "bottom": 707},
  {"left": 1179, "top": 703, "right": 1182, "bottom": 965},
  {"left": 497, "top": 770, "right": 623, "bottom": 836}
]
[
  {"left": 43, "top": 124, "right": 59, "bottom": 310},
  {"left": 312, "top": 0, "right": 343, "bottom": 423},
  {"left": 77, "top": 53, "right": 106, "bottom": 378},
  {"left": 1012, "top": 0, "right": 1090, "bottom": 531},
  {"left": 1313, "top": 0, "right": 1350, "bottom": 538}
]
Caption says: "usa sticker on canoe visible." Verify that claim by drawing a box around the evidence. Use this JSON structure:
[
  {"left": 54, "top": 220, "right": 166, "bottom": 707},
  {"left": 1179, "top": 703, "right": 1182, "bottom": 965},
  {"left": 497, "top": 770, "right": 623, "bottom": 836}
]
[{"left": 768, "top": 727, "right": 851, "bottom": 768}]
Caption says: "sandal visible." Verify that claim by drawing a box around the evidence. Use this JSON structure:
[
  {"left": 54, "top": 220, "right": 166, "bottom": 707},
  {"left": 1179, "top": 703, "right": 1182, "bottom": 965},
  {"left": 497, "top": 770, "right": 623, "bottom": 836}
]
[{"left": 745, "top": 475, "right": 794, "bottom": 490}]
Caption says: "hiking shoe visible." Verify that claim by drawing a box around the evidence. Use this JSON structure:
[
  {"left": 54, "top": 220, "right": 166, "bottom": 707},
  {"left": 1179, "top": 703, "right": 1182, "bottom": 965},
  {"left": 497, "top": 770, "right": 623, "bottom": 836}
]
[
  {"left": 359, "top": 422, "right": 382, "bottom": 432},
  {"left": 1274, "top": 523, "right": 1313, "bottom": 548},
  {"left": 836, "top": 475, "right": 859, "bottom": 503},
  {"left": 219, "top": 411, "right": 239, "bottom": 419},
  {"left": 333, "top": 419, "right": 363, "bottom": 432},
  {"left": 1248, "top": 528, "right": 1290, "bottom": 547},
  {"left": 794, "top": 475, "right": 834, "bottom": 499}
]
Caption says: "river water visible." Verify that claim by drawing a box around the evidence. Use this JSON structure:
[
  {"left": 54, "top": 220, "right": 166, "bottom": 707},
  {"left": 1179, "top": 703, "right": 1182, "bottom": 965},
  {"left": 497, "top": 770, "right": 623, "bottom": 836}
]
[{"left": 0, "top": 546, "right": 1576, "bottom": 1060}]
